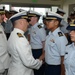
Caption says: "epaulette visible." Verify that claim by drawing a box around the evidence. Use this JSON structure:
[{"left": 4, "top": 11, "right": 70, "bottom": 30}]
[
  {"left": 17, "top": 33, "right": 23, "bottom": 37},
  {"left": 66, "top": 43, "right": 71, "bottom": 46},
  {"left": 0, "top": 31, "right": 2, "bottom": 34},
  {"left": 58, "top": 32, "right": 63, "bottom": 37},
  {"left": 38, "top": 24, "right": 43, "bottom": 29}
]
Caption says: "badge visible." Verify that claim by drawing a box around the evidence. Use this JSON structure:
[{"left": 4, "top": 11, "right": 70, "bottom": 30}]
[
  {"left": 50, "top": 39, "right": 55, "bottom": 43},
  {"left": 33, "top": 31, "right": 36, "bottom": 34}
]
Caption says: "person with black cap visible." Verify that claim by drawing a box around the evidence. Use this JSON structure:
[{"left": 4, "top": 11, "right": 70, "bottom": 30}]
[
  {"left": 0, "top": 5, "right": 10, "bottom": 75},
  {"left": 64, "top": 21, "right": 75, "bottom": 75},
  {"left": 56, "top": 8, "right": 69, "bottom": 38},
  {"left": 28, "top": 10, "right": 46, "bottom": 75},
  {"left": 7, "top": 11, "right": 43, "bottom": 75},
  {"left": 44, "top": 11, "right": 68, "bottom": 75}
]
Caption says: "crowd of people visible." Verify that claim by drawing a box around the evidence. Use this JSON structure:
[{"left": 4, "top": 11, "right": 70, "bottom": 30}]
[{"left": 0, "top": 5, "right": 75, "bottom": 75}]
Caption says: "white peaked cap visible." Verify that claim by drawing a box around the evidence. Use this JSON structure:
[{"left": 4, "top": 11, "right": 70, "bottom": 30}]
[
  {"left": 28, "top": 10, "right": 41, "bottom": 17},
  {"left": 19, "top": 9, "right": 27, "bottom": 12},
  {"left": 56, "top": 8, "right": 66, "bottom": 14},
  {"left": 46, "top": 11, "right": 63, "bottom": 21},
  {"left": 9, "top": 11, "right": 30, "bottom": 23}
]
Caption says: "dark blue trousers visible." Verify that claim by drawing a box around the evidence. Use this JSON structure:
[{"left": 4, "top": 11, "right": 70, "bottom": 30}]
[
  {"left": 32, "top": 49, "right": 45, "bottom": 75},
  {"left": 45, "top": 64, "right": 61, "bottom": 75}
]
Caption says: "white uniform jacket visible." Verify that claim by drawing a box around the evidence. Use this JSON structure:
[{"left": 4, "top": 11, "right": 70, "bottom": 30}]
[
  {"left": 7, "top": 28, "right": 42, "bottom": 75},
  {"left": 64, "top": 43, "right": 75, "bottom": 75},
  {"left": 0, "top": 24, "right": 10, "bottom": 73}
]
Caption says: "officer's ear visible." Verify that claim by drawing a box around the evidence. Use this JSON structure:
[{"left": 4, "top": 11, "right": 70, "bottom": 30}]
[{"left": 54, "top": 20, "right": 59, "bottom": 26}]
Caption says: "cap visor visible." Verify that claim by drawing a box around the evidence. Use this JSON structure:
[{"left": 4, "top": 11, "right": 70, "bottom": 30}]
[
  {"left": 27, "top": 19, "right": 31, "bottom": 22},
  {"left": 67, "top": 26, "right": 75, "bottom": 30}
]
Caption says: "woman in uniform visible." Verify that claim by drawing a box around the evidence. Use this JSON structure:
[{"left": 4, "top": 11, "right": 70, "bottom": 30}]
[
  {"left": 64, "top": 22, "right": 75, "bottom": 75},
  {"left": 44, "top": 11, "right": 68, "bottom": 75}
]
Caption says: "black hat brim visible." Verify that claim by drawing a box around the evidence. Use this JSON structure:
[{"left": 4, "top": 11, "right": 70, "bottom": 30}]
[
  {"left": 26, "top": 19, "right": 31, "bottom": 22},
  {"left": 67, "top": 25, "right": 75, "bottom": 30}
]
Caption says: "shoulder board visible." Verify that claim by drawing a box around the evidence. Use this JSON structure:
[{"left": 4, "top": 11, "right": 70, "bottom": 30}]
[
  {"left": 58, "top": 32, "right": 63, "bottom": 37},
  {"left": 0, "top": 31, "right": 2, "bottom": 34},
  {"left": 66, "top": 43, "right": 71, "bottom": 46},
  {"left": 38, "top": 24, "right": 43, "bottom": 29},
  {"left": 17, "top": 33, "right": 23, "bottom": 37}
]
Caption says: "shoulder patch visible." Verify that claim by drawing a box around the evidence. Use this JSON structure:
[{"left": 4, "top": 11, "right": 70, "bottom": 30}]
[
  {"left": 38, "top": 25, "right": 42, "bottom": 29},
  {"left": 17, "top": 33, "right": 23, "bottom": 37},
  {"left": 58, "top": 32, "right": 63, "bottom": 37}
]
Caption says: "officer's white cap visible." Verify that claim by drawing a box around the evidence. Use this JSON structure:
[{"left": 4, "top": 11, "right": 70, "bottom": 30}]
[
  {"left": 28, "top": 10, "right": 41, "bottom": 17},
  {"left": 56, "top": 8, "right": 65, "bottom": 14},
  {"left": 19, "top": 9, "right": 27, "bottom": 12},
  {"left": 0, "top": 5, "right": 5, "bottom": 14},
  {"left": 9, "top": 9, "right": 18, "bottom": 14},
  {"left": 45, "top": 11, "right": 63, "bottom": 22},
  {"left": 9, "top": 11, "right": 30, "bottom": 23}
]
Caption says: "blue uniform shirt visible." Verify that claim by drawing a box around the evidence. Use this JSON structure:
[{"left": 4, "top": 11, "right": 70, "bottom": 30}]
[
  {"left": 64, "top": 43, "right": 75, "bottom": 75},
  {"left": 60, "top": 19, "right": 69, "bottom": 34},
  {"left": 29, "top": 23, "right": 46, "bottom": 49},
  {"left": 45, "top": 27, "right": 68, "bottom": 65}
]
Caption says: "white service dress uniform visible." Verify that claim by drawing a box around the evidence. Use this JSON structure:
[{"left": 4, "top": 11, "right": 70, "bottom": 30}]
[
  {"left": 45, "top": 27, "right": 68, "bottom": 75},
  {"left": 64, "top": 43, "right": 75, "bottom": 75},
  {"left": 0, "top": 24, "right": 10, "bottom": 73},
  {"left": 7, "top": 28, "right": 42, "bottom": 75}
]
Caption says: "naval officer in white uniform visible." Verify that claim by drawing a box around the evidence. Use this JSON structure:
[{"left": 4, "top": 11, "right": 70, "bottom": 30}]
[
  {"left": 0, "top": 5, "right": 10, "bottom": 75},
  {"left": 7, "top": 11, "right": 43, "bottom": 75}
]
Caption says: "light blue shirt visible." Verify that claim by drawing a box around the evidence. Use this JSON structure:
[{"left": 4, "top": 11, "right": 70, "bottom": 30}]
[
  {"left": 29, "top": 23, "right": 46, "bottom": 49},
  {"left": 60, "top": 19, "right": 69, "bottom": 34},
  {"left": 45, "top": 27, "right": 68, "bottom": 65},
  {"left": 64, "top": 43, "right": 75, "bottom": 75}
]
